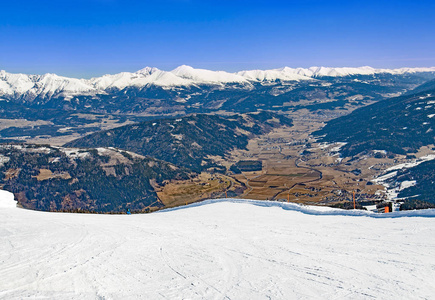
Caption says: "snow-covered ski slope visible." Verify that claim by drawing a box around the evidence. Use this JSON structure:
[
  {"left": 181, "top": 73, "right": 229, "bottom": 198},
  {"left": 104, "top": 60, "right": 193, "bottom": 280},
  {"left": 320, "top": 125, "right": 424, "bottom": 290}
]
[{"left": 1, "top": 190, "right": 435, "bottom": 299}]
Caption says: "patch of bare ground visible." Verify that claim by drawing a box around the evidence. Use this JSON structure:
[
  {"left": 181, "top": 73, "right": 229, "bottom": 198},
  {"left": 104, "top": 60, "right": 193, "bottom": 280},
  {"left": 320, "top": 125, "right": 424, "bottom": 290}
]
[
  {"left": 0, "top": 119, "right": 53, "bottom": 130},
  {"left": 33, "top": 169, "right": 71, "bottom": 181},
  {"left": 156, "top": 173, "right": 245, "bottom": 208},
  {"left": 2, "top": 116, "right": 135, "bottom": 146}
]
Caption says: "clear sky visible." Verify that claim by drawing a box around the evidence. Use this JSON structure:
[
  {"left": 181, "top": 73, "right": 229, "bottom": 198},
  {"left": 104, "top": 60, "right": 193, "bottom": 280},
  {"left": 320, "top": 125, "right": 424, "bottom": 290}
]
[{"left": 1, "top": 0, "right": 434, "bottom": 78}]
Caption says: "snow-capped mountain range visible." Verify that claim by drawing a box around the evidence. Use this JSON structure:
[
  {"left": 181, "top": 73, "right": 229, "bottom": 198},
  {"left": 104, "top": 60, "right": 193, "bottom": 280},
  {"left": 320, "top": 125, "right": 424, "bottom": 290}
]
[{"left": 1, "top": 65, "right": 435, "bottom": 100}]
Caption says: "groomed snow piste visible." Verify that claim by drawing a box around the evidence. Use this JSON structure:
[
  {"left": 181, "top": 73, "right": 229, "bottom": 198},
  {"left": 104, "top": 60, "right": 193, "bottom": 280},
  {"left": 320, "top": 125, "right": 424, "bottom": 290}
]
[{"left": 1, "top": 190, "right": 434, "bottom": 299}]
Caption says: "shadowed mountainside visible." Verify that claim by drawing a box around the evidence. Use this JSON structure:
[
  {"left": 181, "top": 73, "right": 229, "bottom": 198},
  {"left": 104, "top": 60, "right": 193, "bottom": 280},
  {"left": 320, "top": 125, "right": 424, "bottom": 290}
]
[
  {"left": 314, "top": 86, "right": 435, "bottom": 157},
  {"left": 0, "top": 145, "right": 190, "bottom": 213},
  {"left": 65, "top": 112, "right": 293, "bottom": 172}
]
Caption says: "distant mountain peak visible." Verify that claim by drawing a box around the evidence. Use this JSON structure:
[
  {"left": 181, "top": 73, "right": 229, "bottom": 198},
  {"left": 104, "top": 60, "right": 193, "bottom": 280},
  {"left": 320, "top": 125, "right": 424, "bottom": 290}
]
[
  {"left": 1, "top": 66, "right": 435, "bottom": 101},
  {"left": 135, "top": 66, "right": 160, "bottom": 75},
  {"left": 172, "top": 64, "right": 194, "bottom": 72}
]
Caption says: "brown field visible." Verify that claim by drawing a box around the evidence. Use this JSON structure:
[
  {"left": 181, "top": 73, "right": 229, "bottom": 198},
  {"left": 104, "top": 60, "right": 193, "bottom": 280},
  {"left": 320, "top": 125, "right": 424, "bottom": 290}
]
[
  {"left": 5, "top": 114, "right": 135, "bottom": 146},
  {"left": 156, "top": 173, "right": 245, "bottom": 208},
  {"left": 224, "top": 118, "right": 391, "bottom": 205},
  {"left": 33, "top": 169, "right": 71, "bottom": 181}
]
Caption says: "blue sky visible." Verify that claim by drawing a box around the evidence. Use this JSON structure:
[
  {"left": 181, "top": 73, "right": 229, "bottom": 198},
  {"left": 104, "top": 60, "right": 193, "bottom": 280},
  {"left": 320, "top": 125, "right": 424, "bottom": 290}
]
[{"left": 1, "top": 0, "right": 434, "bottom": 78}]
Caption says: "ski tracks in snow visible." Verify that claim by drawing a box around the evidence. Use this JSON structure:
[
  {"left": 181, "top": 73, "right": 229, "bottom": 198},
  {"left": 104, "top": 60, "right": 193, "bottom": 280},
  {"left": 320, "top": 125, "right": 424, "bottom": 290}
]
[
  {"left": 159, "top": 243, "right": 238, "bottom": 299},
  {"left": 1, "top": 199, "right": 435, "bottom": 299}
]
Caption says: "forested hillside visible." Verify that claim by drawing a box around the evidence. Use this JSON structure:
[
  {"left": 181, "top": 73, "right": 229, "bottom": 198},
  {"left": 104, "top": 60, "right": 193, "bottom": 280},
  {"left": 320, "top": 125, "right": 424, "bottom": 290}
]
[
  {"left": 0, "top": 145, "right": 190, "bottom": 213},
  {"left": 395, "top": 160, "right": 435, "bottom": 206},
  {"left": 66, "top": 112, "right": 293, "bottom": 172},
  {"left": 314, "top": 87, "right": 435, "bottom": 157}
]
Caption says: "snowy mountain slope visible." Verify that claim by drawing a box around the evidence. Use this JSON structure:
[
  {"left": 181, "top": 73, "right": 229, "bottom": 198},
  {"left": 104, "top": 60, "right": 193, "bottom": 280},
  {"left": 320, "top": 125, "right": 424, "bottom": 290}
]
[
  {"left": 1, "top": 192, "right": 434, "bottom": 299},
  {"left": 1, "top": 66, "right": 435, "bottom": 101},
  {"left": 0, "top": 71, "right": 35, "bottom": 94},
  {"left": 304, "top": 66, "right": 379, "bottom": 77},
  {"left": 0, "top": 70, "right": 97, "bottom": 100},
  {"left": 297, "top": 66, "right": 435, "bottom": 77},
  {"left": 89, "top": 67, "right": 193, "bottom": 89},
  {"left": 237, "top": 66, "right": 435, "bottom": 79},
  {"left": 236, "top": 67, "right": 312, "bottom": 81},
  {"left": 35, "top": 73, "right": 97, "bottom": 99},
  {"left": 171, "top": 65, "right": 250, "bottom": 84}
]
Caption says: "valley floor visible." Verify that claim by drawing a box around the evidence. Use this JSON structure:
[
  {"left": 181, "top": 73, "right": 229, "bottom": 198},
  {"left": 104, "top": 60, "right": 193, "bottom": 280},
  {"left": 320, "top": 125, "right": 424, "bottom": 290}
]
[{"left": 1, "top": 190, "right": 434, "bottom": 299}]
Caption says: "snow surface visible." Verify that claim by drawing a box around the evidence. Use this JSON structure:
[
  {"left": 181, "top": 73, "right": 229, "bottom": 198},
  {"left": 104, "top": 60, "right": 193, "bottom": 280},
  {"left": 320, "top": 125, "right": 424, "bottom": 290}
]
[
  {"left": 236, "top": 67, "right": 312, "bottom": 81},
  {"left": 372, "top": 155, "right": 435, "bottom": 200},
  {"left": 399, "top": 180, "right": 417, "bottom": 191},
  {"left": 0, "top": 71, "right": 97, "bottom": 100},
  {"left": 385, "top": 154, "right": 435, "bottom": 172},
  {"left": 60, "top": 148, "right": 90, "bottom": 159},
  {"left": 0, "top": 189, "right": 16, "bottom": 208},
  {"left": 89, "top": 68, "right": 193, "bottom": 89},
  {"left": 171, "top": 65, "right": 249, "bottom": 84},
  {"left": 237, "top": 66, "right": 435, "bottom": 79},
  {"left": 1, "top": 191, "right": 435, "bottom": 299}
]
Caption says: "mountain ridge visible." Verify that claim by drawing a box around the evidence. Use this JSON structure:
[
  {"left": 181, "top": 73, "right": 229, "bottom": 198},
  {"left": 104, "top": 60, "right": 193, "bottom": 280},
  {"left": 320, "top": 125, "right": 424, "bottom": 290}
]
[
  {"left": 2, "top": 66, "right": 435, "bottom": 102},
  {"left": 314, "top": 83, "right": 435, "bottom": 156}
]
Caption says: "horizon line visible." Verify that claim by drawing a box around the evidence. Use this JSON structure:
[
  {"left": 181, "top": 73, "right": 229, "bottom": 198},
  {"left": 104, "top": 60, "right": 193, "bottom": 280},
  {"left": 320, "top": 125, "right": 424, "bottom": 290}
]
[{"left": 2, "top": 65, "right": 435, "bottom": 80}]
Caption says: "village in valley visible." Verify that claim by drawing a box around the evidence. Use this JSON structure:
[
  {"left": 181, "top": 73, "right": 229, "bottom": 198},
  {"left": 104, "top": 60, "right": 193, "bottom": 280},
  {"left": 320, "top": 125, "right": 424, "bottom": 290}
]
[{"left": 152, "top": 112, "right": 431, "bottom": 213}]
